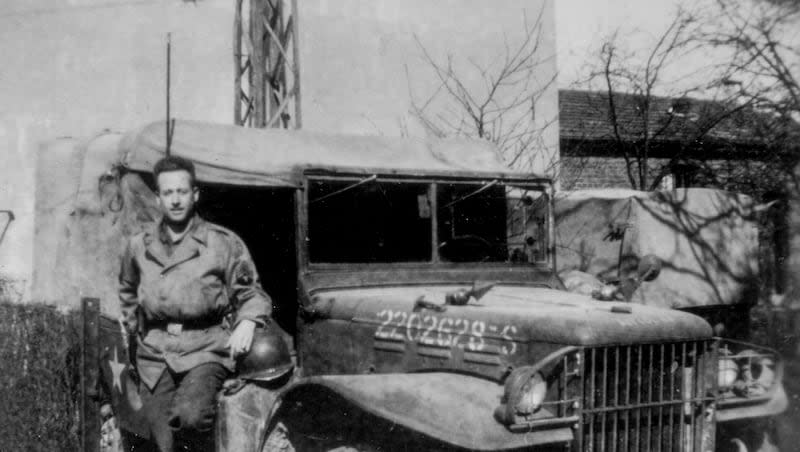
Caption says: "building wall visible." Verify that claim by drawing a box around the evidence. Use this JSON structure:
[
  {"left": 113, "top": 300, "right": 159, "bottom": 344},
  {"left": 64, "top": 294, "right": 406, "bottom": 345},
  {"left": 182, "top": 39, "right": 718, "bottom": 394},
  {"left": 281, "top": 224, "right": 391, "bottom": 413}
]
[
  {"left": 560, "top": 155, "right": 763, "bottom": 191},
  {"left": 0, "top": 0, "right": 557, "bottom": 302},
  {"left": 0, "top": 0, "right": 236, "bottom": 302},
  {"left": 560, "top": 156, "right": 677, "bottom": 190}
]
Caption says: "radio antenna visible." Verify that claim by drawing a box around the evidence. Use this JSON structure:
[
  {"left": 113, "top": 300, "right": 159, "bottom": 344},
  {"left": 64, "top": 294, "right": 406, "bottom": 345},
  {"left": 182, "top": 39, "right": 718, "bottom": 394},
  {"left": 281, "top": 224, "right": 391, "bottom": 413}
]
[{"left": 165, "top": 32, "right": 174, "bottom": 156}]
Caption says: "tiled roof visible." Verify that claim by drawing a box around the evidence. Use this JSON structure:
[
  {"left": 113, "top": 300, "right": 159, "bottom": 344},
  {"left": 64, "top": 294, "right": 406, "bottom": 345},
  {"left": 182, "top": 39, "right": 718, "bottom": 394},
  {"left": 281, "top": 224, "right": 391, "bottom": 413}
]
[{"left": 559, "top": 89, "right": 770, "bottom": 145}]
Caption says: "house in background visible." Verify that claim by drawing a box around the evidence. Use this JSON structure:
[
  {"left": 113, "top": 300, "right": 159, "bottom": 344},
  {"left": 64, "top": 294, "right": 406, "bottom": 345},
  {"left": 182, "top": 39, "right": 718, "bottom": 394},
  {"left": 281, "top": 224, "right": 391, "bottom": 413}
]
[
  {"left": 558, "top": 89, "right": 780, "bottom": 194},
  {"left": 557, "top": 88, "right": 800, "bottom": 303}
]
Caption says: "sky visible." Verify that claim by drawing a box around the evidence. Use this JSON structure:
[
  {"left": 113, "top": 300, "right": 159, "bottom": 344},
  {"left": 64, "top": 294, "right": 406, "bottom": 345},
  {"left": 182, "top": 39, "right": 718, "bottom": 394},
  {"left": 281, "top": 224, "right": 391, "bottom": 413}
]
[
  {"left": 557, "top": 0, "right": 669, "bottom": 86},
  {"left": 557, "top": 0, "right": 799, "bottom": 97},
  {"left": 555, "top": 0, "right": 713, "bottom": 91},
  {"left": 0, "top": 0, "right": 705, "bottom": 92}
]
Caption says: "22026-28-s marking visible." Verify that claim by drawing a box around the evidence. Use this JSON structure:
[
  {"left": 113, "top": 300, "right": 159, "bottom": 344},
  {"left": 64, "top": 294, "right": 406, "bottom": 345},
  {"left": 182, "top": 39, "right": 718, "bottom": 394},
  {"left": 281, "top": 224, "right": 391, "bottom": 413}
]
[{"left": 374, "top": 309, "right": 518, "bottom": 355}]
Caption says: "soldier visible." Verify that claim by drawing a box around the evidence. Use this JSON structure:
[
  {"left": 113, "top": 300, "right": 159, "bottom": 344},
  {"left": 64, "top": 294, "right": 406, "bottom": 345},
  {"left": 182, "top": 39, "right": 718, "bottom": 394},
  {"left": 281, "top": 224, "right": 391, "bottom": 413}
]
[{"left": 119, "top": 156, "right": 271, "bottom": 451}]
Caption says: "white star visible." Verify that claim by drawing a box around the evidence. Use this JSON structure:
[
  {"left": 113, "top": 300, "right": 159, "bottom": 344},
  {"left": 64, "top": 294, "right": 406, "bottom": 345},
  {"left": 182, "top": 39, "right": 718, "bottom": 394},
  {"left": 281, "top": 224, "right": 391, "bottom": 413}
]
[{"left": 109, "top": 347, "right": 126, "bottom": 393}]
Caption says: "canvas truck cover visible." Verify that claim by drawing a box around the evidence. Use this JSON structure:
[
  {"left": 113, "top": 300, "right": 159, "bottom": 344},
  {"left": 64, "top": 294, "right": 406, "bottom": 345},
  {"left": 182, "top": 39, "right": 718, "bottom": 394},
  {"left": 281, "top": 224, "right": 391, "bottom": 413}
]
[
  {"left": 32, "top": 131, "right": 161, "bottom": 316},
  {"left": 118, "top": 120, "right": 543, "bottom": 186},
  {"left": 32, "top": 120, "right": 533, "bottom": 315},
  {"left": 555, "top": 188, "right": 761, "bottom": 309}
]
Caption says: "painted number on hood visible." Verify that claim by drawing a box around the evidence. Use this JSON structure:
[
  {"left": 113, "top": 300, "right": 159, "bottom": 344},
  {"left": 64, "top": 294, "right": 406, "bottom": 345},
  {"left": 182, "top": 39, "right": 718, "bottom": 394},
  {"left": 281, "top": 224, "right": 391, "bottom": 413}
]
[{"left": 374, "top": 310, "right": 517, "bottom": 355}]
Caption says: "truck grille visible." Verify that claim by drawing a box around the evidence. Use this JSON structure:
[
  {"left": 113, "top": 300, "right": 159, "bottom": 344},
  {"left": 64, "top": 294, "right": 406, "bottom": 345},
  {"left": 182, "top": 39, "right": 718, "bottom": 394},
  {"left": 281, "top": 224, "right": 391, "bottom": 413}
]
[{"left": 579, "top": 341, "right": 715, "bottom": 452}]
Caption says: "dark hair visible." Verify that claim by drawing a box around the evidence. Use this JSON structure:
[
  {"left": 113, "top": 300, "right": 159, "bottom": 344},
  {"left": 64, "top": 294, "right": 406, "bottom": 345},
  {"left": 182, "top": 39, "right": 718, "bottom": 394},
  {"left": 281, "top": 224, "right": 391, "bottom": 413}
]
[{"left": 153, "top": 156, "right": 196, "bottom": 188}]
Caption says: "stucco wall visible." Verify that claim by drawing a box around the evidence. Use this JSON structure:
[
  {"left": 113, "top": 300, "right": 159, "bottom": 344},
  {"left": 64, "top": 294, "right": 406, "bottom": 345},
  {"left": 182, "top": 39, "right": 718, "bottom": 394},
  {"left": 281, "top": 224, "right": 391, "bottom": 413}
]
[
  {"left": 0, "top": 0, "right": 235, "bottom": 301},
  {"left": 0, "top": 0, "right": 557, "bottom": 302}
]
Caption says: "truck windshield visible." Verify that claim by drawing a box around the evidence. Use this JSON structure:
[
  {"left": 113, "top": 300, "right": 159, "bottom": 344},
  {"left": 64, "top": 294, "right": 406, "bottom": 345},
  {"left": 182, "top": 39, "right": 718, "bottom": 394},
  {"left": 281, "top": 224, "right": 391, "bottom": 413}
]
[{"left": 307, "top": 177, "right": 549, "bottom": 264}]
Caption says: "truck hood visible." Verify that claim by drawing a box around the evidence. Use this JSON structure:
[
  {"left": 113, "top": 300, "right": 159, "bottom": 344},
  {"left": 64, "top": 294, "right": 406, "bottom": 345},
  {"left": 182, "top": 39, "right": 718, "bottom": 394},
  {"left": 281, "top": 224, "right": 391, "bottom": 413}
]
[{"left": 310, "top": 285, "right": 712, "bottom": 345}]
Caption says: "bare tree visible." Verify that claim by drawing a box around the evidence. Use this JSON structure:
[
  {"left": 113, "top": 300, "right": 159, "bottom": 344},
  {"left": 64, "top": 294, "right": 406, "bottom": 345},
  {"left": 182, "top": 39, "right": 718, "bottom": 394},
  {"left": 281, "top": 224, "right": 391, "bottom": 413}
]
[
  {"left": 580, "top": 7, "right": 766, "bottom": 191},
  {"left": 407, "top": 8, "right": 557, "bottom": 173},
  {"left": 706, "top": 0, "right": 799, "bottom": 118},
  {"left": 699, "top": 0, "right": 800, "bottom": 301},
  {"left": 701, "top": 0, "right": 800, "bottom": 193}
]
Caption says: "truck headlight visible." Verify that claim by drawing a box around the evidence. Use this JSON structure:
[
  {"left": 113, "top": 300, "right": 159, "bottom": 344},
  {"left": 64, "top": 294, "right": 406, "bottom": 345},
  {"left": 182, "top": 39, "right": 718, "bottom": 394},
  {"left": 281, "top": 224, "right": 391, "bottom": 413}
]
[
  {"left": 718, "top": 357, "right": 738, "bottom": 389},
  {"left": 496, "top": 366, "right": 553, "bottom": 425},
  {"left": 495, "top": 348, "right": 581, "bottom": 428},
  {"left": 753, "top": 357, "right": 776, "bottom": 389},
  {"left": 717, "top": 341, "right": 780, "bottom": 398},
  {"left": 515, "top": 371, "right": 548, "bottom": 415}
]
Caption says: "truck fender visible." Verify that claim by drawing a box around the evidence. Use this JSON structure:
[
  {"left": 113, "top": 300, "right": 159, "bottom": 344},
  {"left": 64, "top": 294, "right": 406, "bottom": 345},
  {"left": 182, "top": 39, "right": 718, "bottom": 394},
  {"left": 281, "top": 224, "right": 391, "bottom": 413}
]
[
  {"left": 216, "top": 380, "right": 286, "bottom": 452},
  {"left": 271, "top": 372, "right": 573, "bottom": 451},
  {"left": 717, "top": 383, "right": 789, "bottom": 423}
]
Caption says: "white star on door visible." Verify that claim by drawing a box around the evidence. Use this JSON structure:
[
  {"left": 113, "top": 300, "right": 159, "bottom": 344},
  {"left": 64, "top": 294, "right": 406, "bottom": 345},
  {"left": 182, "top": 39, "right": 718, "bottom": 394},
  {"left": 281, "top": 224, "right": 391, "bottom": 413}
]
[{"left": 108, "top": 347, "right": 126, "bottom": 393}]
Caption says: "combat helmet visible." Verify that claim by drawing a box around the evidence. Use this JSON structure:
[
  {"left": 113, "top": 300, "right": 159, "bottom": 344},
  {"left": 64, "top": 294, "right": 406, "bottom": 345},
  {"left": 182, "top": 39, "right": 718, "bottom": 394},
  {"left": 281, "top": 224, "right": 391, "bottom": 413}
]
[{"left": 236, "top": 326, "right": 294, "bottom": 382}]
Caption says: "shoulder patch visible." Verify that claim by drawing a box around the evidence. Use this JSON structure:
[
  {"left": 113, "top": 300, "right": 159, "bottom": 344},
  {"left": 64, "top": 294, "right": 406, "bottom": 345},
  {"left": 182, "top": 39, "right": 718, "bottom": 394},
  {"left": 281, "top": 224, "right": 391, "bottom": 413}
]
[{"left": 234, "top": 260, "right": 256, "bottom": 286}]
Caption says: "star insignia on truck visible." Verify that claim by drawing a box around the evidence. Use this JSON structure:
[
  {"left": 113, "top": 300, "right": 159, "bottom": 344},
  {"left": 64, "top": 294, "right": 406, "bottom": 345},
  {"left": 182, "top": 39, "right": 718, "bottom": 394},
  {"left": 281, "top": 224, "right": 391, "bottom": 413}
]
[{"left": 108, "top": 346, "right": 126, "bottom": 393}]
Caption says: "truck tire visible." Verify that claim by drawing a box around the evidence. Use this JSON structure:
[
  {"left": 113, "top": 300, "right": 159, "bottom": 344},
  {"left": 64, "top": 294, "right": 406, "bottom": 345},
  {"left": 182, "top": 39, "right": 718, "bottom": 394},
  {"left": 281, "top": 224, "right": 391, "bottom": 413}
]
[
  {"left": 720, "top": 426, "right": 780, "bottom": 452},
  {"left": 752, "top": 431, "right": 780, "bottom": 452},
  {"left": 261, "top": 387, "right": 462, "bottom": 452}
]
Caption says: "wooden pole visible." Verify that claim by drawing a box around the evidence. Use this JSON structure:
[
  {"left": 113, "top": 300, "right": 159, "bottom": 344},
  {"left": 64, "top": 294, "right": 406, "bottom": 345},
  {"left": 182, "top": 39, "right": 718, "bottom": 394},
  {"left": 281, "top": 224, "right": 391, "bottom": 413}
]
[
  {"left": 250, "top": 0, "right": 266, "bottom": 127},
  {"left": 80, "top": 298, "right": 100, "bottom": 452}
]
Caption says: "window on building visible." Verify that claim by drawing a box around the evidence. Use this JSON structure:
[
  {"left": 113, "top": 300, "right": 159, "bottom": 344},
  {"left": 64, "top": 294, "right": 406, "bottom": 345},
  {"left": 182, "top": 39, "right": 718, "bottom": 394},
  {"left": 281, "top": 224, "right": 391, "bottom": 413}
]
[
  {"left": 656, "top": 162, "right": 703, "bottom": 190},
  {"left": 658, "top": 174, "right": 675, "bottom": 191}
]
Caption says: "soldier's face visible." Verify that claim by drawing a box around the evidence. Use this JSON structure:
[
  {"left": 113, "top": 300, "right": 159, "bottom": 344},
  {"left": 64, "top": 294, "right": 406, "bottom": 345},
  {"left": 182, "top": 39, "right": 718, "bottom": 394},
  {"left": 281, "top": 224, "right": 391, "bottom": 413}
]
[{"left": 156, "top": 170, "right": 198, "bottom": 224}]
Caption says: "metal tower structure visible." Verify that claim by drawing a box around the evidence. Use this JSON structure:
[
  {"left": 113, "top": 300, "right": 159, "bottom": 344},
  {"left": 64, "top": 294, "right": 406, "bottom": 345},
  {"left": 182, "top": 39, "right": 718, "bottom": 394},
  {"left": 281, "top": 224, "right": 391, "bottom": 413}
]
[{"left": 234, "top": 0, "right": 301, "bottom": 129}]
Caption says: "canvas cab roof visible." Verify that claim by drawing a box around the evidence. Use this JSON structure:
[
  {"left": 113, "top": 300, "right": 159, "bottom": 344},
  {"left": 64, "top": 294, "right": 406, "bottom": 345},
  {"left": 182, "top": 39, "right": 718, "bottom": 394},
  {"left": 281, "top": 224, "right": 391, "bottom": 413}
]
[{"left": 118, "top": 120, "right": 545, "bottom": 187}]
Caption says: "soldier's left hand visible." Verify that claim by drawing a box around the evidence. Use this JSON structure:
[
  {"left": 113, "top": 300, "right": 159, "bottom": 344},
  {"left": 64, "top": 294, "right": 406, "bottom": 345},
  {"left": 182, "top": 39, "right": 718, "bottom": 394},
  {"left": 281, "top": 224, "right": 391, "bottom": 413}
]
[{"left": 228, "top": 319, "right": 257, "bottom": 358}]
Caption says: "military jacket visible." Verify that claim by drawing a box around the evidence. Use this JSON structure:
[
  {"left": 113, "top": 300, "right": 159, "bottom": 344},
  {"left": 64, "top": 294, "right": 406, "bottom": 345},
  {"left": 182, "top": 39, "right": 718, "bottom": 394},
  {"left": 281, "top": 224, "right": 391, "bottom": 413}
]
[{"left": 119, "top": 216, "right": 271, "bottom": 389}]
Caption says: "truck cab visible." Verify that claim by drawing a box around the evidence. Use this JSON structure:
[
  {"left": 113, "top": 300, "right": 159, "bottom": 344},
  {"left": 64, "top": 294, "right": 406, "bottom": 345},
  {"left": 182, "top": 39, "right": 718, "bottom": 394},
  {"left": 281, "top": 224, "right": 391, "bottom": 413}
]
[{"left": 93, "top": 120, "right": 786, "bottom": 451}]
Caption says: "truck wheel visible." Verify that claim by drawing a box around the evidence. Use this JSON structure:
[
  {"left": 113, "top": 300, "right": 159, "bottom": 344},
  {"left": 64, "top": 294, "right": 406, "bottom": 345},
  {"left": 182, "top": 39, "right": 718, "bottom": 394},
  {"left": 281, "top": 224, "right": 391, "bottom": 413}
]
[
  {"left": 752, "top": 431, "right": 779, "bottom": 452},
  {"left": 722, "top": 429, "right": 780, "bottom": 452},
  {"left": 261, "top": 421, "right": 295, "bottom": 452}
]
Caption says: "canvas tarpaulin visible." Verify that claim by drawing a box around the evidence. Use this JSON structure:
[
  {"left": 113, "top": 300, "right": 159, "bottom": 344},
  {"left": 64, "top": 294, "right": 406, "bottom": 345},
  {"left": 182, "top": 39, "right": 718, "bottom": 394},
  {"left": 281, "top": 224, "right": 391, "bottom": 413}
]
[
  {"left": 118, "top": 120, "right": 533, "bottom": 187},
  {"left": 33, "top": 132, "right": 160, "bottom": 317},
  {"left": 33, "top": 120, "right": 530, "bottom": 315},
  {"left": 555, "top": 188, "right": 761, "bottom": 309}
]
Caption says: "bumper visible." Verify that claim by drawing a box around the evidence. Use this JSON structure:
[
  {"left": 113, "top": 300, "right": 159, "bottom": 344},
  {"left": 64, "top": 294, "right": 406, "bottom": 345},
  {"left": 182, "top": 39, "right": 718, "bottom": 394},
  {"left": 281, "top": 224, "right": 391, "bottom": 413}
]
[{"left": 717, "top": 383, "right": 789, "bottom": 423}]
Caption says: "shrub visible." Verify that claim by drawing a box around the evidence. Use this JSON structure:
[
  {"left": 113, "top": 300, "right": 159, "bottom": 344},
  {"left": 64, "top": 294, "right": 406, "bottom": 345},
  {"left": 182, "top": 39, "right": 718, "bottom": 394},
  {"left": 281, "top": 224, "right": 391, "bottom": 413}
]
[{"left": 0, "top": 302, "right": 81, "bottom": 451}]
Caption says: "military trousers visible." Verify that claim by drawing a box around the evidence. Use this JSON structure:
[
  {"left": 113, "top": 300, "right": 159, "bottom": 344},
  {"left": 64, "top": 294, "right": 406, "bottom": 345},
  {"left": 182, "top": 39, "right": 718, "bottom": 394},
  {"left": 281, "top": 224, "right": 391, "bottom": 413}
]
[{"left": 138, "top": 362, "right": 230, "bottom": 452}]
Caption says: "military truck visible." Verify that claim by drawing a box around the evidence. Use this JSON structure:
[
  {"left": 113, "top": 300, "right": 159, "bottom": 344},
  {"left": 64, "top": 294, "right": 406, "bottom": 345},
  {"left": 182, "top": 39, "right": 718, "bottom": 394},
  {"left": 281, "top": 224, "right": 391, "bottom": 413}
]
[{"left": 38, "top": 120, "right": 786, "bottom": 451}]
